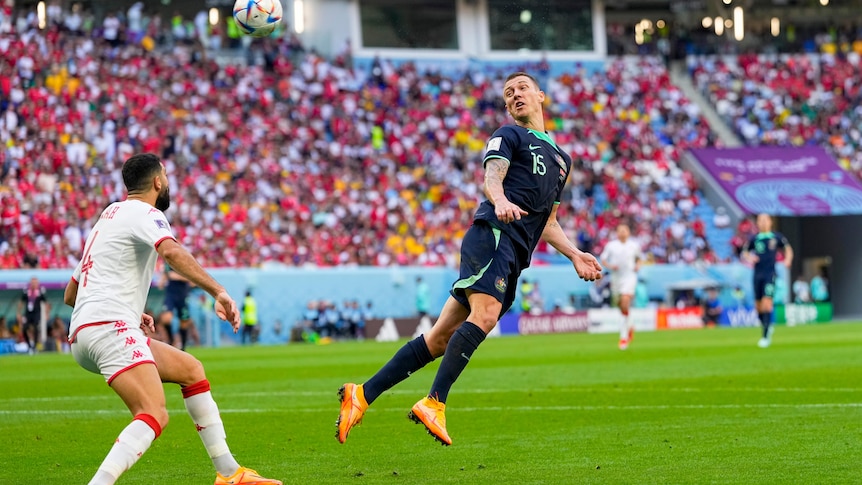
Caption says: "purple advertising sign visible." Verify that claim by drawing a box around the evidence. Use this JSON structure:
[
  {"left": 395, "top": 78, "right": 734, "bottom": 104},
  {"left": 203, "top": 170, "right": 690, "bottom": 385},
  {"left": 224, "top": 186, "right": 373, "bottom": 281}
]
[
  {"left": 689, "top": 146, "right": 862, "bottom": 215},
  {"left": 518, "top": 311, "right": 590, "bottom": 335}
]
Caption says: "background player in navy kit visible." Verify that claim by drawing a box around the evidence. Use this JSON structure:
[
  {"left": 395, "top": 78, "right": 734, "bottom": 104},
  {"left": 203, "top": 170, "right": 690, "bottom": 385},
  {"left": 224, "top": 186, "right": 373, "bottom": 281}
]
[
  {"left": 336, "top": 72, "right": 603, "bottom": 446},
  {"left": 160, "top": 262, "right": 197, "bottom": 350},
  {"left": 741, "top": 213, "right": 793, "bottom": 348}
]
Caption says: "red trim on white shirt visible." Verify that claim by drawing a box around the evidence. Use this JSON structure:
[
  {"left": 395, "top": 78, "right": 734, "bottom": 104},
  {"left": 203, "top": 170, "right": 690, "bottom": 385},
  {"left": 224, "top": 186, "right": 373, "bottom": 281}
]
[
  {"left": 154, "top": 236, "right": 176, "bottom": 249},
  {"left": 71, "top": 276, "right": 78, "bottom": 284}
]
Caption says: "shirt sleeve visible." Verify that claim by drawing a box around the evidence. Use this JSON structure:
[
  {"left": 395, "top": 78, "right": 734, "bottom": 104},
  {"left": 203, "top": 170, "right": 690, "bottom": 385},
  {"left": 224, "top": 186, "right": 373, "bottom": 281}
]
[
  {"left": 483, "top": 127, "right": 517, "bottom": 166},
  {"left": 71, "top": 257, "right": 82, "bottom": 284},
  {"left": 777, "top": 233, "right": 789, "bottom": 249},
  {"left": 132, "top": 208, "right": 177, "bottom": 249}
]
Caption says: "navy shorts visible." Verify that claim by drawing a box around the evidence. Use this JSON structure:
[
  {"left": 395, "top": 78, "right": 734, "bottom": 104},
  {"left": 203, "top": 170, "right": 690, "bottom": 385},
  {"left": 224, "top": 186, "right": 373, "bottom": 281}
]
[
  {"left": 753, "top": 272, "right": 776, "bottom": 301},
  {"left": 163, "top": 289, "right": 190, "bottom": 321},
  {"left": 450, "top": 221, "right": 524, "bottom": 319}
]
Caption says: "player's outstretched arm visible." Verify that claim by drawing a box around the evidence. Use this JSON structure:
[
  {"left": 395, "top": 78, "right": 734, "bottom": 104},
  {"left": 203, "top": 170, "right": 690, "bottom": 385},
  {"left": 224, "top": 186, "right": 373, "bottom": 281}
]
[
  {"left": 484, "top": 158, "right": 527, "bottom": 224},
  {"left": 541, "top": 205, "right": 602, "bottom": 282},
  {"left": 156, "top": 239, "right": 241, "bottom": 330}
]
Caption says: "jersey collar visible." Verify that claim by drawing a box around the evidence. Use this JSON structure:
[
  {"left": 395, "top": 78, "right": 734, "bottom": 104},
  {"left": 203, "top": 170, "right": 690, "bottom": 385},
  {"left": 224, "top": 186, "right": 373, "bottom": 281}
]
[{"left": 527, "top": 128, "right": 560, "bottom": 151}]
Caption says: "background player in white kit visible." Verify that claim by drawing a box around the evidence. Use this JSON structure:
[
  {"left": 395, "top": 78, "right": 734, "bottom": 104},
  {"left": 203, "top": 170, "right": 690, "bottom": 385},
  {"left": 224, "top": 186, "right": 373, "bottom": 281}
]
[
  {"left": 63, "top": 154, "right": 280, "bottom": 485},
  {"left": 600, "top": 223, "right": 643, "bottom": 350}
]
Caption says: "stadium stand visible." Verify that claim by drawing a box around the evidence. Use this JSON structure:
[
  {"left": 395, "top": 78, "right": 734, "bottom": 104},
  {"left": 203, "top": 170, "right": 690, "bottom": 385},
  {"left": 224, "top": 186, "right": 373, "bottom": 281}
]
[
  {"left": 690, "top": 50, "right": 862, "bottom": 250},
  {"left": 690, "top": 52, "right": 862, "bottom": 179},
  {"left": 0, "top": 5, "right": 736, "bottom": 270}
]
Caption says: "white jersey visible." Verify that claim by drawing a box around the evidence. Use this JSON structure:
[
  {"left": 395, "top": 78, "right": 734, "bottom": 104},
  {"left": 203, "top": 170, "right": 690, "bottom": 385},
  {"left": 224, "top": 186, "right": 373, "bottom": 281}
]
[
  {"left": 70, "top": 200, "right": 176, "bottom": 337},
  {"left": 600, "top": 239, "right": 642, "bottom": 280}
]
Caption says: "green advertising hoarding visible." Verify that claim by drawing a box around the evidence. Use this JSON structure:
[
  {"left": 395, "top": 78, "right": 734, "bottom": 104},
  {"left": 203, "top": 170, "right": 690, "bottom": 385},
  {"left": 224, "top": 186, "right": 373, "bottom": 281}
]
[{"left": 775, "top": 303, "right": 833, "bottom": 325}]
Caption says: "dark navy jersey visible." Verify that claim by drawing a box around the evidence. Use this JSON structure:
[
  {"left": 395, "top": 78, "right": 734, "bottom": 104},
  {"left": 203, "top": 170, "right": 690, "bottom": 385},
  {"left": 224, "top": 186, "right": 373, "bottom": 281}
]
[
  {"left": 743, "top": 231, "right": 789, "bottom": 275},
  {"left": 474, "top": 125, "right": 572, "bottom": 263},
  {"left": 164, "top": 262, "right": 190, "bottom": 293}
]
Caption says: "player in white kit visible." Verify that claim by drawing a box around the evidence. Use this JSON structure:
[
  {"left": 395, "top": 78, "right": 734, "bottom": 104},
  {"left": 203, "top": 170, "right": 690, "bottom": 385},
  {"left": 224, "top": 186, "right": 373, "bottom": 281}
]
[
  {"left": 600, "top": 223, "right": 643, "bottom": 350},
  {"left": 63, "top": 154, "right": 281, "bottom": 485}
]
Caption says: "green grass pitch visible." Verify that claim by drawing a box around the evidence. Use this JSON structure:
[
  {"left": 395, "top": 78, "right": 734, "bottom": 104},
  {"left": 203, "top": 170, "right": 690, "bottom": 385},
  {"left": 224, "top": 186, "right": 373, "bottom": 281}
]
[{"left": 2, "top": 323, "right": 860, "bottom": 484}]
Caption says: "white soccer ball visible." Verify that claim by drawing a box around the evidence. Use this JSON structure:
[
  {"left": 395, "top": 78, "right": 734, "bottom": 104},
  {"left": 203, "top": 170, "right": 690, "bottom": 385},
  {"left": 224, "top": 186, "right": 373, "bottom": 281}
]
[{"left": 233, "top": 0, "right": 283, "bottom": 38}]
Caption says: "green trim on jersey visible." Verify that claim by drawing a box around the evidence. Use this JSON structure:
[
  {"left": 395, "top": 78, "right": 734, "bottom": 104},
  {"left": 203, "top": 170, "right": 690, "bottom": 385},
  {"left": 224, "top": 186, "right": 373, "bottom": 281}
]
[
  {"left": 756, "top": 232, "right": 775, "bottom": 239},
  {"left": 452, "top": 227, "right": 502, "bottom": 291},
  {"left": 527, "top": 129, "right": 559, "bottom": 151},
  {"left": 483, "top": 154, "right": 511, "bottom": 166}
]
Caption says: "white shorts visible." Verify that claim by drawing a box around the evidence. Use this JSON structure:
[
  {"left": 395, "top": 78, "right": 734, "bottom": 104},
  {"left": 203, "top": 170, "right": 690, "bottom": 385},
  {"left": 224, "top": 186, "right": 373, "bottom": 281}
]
[
  {"left": 611, "top": 274, "right": 637, "bottom": 296},
  {"left": 70, "top": 321, "right": 155, "bottom": 384}
]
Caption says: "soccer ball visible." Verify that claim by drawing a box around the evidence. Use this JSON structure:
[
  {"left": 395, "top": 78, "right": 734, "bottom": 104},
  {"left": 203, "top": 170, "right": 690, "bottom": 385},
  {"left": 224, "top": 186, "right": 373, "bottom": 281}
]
[{"left": 233, "top": 0, "right": 283, "bottom": 38}]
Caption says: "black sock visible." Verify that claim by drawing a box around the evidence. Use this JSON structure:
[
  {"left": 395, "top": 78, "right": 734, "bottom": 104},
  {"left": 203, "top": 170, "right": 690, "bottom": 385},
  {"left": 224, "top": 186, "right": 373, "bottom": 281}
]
[
  {"left": 429, "top": 322, "right": 486, "bottom": 404},
  {"left": 363, "top": 335, "right": 434, "bottom": 404},
  {"left": 759, "top": 312, "right": 771, "bottom": 338}
]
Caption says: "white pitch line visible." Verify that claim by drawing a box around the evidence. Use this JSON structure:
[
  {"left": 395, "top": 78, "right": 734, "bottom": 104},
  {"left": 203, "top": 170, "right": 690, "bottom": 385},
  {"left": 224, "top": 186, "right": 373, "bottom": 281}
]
[
  {"left": 1, "top": 402, "right": 861, "bottom": 417},
  {"left": 2, "top": 386, "right": 860, "bottom": 404}
]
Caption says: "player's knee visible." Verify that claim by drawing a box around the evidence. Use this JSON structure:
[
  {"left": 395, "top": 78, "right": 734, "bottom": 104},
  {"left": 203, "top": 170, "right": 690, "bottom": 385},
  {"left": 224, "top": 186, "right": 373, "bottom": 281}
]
[
  {"left": 181, "top": 357, "right": 206, "bottom": 384},
  {"left": 467, "top": 308, "right": 498, "bottom": 333},
  {"left": 190, "top": 359, "right": 206, "bottom": 381}
]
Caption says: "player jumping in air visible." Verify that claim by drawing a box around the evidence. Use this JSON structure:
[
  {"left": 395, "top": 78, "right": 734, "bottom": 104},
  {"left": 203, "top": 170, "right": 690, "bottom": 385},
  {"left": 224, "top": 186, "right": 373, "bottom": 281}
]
[
  {"left": 741, "top": 213, "right": 793, "bottom": 348},
  {"left": 336, "top": 72, "right": 603, "bottom": 446},
  {"left": 64, "top": 153, "right": 281, "bottom": 485}
]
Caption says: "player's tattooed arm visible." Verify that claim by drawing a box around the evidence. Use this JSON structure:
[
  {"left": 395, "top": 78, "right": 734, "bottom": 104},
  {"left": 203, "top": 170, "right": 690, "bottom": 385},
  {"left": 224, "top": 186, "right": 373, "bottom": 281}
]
[
  {"left": 484, "top": 157, "right": 528, "bottom": 223},
  {"left": 482, "top": 157, "right": 509, "bottom": 205}
]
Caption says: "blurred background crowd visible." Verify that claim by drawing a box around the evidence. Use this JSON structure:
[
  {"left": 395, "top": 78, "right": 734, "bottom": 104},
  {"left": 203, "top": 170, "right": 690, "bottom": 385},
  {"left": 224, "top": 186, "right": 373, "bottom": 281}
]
[{"left": 0, "top": 1, "right": 749, "bottom": 271}]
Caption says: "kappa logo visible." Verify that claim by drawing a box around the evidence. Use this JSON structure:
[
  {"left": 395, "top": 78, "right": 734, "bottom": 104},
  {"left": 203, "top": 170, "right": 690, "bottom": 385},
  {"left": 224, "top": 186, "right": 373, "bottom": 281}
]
[{"left": 495, "top": 276, "right": 507, "bottom": 293}]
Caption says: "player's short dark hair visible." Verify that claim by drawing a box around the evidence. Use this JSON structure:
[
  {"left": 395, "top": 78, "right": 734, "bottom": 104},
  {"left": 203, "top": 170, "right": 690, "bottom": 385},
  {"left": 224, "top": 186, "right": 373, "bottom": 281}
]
[
  {"left": 505, "top": 71, "right": 540, "bottom": 89},
  {"left": 122, "top": 153, "right": 162, "bottom": 194}
]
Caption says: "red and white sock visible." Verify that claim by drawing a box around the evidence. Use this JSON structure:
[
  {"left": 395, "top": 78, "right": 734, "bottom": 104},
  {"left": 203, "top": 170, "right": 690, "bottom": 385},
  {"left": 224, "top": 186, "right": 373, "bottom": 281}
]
[
  {"left": 182, "top": 380, "right": 239, "bottom": 477},
  {"left": 88, "top": 414, "right": 161, "bottom": 485}
]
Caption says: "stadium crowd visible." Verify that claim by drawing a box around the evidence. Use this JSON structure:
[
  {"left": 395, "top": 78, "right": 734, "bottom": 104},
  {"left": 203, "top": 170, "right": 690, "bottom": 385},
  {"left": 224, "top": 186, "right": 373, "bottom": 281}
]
[
  {"left": 0, "top": 4, "right": 722, "bottom": 270},
  {"left": 690, "top": 52, "right": 862, "bottom": 179}
]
